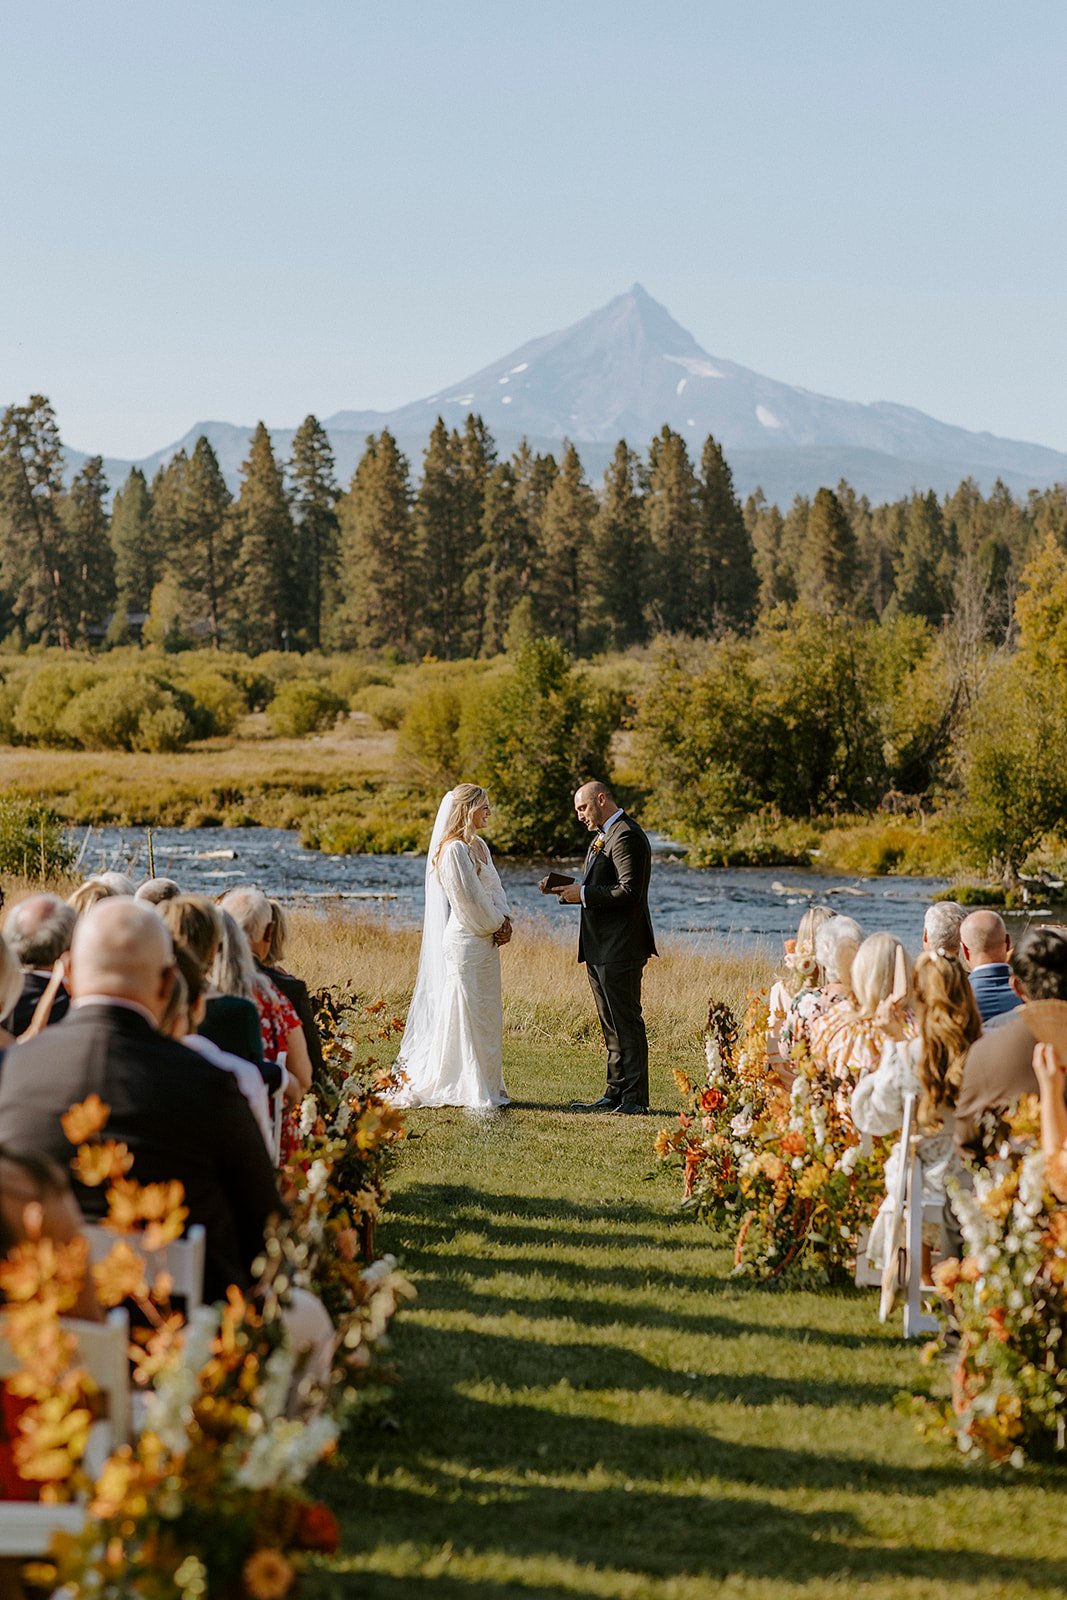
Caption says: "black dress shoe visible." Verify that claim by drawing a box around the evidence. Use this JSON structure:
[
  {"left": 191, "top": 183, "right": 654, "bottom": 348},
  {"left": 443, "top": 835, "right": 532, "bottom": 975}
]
[
  {"left": 571, "top": 1095, "right": 620, "bottom": 1111},
  {"left": 610, "top": 1100, "right": 649, "bottom": 1115}
]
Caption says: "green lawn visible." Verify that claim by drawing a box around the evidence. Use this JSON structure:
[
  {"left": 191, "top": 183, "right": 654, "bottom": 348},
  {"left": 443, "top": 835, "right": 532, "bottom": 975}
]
[{"left": 318, "top": 1041, "right": 1066, "bottom": 1600}]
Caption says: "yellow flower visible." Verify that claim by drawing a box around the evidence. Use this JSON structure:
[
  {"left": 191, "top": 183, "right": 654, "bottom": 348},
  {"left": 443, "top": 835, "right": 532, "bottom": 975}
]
[
  {"left": 653, "top": 1128, "right": 672, "bottom": 1159},
  {"left": 672, "top": 1070, "right": 693, "bottom": 1097},
  {"left": 796, "top": 1162, "right": 829, "bottom": 1199},
  {"left": 60, "top": 1094, "right": 110, "bottom": 1146},
  {"left": 242, "top": 1548, "right": 296, "bottom": 1600},
  {"left": 92, "top": 1241, "right": 149, "bottom": 1307},
  {"left": 71, "top": 1140, "right": 133, "bottom": 1189}
]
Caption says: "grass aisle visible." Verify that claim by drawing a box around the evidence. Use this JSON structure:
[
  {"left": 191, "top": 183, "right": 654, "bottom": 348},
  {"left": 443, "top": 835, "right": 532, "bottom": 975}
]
[{"left": 325, "top": 1041, "right": 1065, "bottom": 1600}]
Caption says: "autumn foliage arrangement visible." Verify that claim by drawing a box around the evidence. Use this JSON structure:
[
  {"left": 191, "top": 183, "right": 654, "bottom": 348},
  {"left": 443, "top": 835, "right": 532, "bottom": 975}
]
[
  {"left": 0, "top": 993, "right": 414, "bottom": 1597},
  {"left": 655, "top": 993, "right": 889, "bottom": 1283}
]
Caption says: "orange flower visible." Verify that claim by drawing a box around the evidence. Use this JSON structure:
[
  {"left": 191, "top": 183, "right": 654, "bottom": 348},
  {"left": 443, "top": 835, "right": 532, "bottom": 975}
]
[
  {"left": 699, "top": 1088, "right": 726, "bottom": 1113},
  {"left": 653, "top": 1128, "right": 672, "bottom": 1159},
  {"left": 932, "top": 1257, "right": 962, "bottom": 1296},
  {"left": 295, "top": 1500, "right": 340, "bottom": 1553},
  {"left": 71, "top": 1141, "right": 133, "bottom": 1189},
  {"left": 779, "top": 1131, "right": 806, "bottom": 1157},
  {"left": 61, "top": 1095, "right": 110, "bottom": 1146},
  {"left": 92, "top": 1242, "right": 149, "bottom": 1307},
  {"left": 672, "top": 1069, "right": 693, "bottom": 1097},
  {"left": 242, "top": 1548, "right": 295, "bottom": 1600}
]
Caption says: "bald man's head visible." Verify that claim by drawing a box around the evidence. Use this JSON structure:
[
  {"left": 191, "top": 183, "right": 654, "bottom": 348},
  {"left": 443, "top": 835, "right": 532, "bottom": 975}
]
[
  {"left": 69, "top": 898, "right": 176, "bottom": 1022},
  {"left": 959, "top": 909, "right": 1011, "bottom": 969}
]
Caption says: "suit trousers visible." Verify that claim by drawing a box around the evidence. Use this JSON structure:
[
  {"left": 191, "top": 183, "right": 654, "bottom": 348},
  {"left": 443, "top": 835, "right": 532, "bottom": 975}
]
[{"left": 586, "top": 962, "right": 649, "bottom": 1106}]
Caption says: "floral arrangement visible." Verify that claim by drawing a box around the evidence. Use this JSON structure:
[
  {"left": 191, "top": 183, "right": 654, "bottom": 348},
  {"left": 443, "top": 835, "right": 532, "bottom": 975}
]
[
  {"left": 281, "top": 989, "right": 411, "bottom": 1363},
  {"left": 1, "top": 1067, "right": 412, "bottom": 1596},
  {"left": 656, "top": 992, "right": 889, "bottom": 1283},
  {"left": 922, "top": 1098, "right": 1067, "bottom": 1466}
]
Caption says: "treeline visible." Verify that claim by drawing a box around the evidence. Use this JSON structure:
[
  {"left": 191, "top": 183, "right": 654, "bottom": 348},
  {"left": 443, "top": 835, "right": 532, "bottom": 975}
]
[{"left": 2, "top": 394, "right": 1066, "bottom": 655}]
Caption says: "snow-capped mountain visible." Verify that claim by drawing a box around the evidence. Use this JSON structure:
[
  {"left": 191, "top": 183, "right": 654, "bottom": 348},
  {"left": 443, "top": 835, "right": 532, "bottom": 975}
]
[{"left": 66, "top": 284, "right": 1067, "bottom": 503}]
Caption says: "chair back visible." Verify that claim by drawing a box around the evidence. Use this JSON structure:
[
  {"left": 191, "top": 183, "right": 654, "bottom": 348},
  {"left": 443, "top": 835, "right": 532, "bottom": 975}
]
[{"left": 84, "top": 1222, "right": 207, "bottom": 1314}]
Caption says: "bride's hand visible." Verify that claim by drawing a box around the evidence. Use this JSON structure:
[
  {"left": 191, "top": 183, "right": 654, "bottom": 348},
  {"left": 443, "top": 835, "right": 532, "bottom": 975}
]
[{"left": 493, "top": 917, "right": 513, "bottom": 946}]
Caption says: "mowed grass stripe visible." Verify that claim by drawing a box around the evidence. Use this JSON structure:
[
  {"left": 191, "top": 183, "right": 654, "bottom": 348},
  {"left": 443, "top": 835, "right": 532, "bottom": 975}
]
[{"left": 318, "top": 1040, "right": 1067, "bottom": 1600}]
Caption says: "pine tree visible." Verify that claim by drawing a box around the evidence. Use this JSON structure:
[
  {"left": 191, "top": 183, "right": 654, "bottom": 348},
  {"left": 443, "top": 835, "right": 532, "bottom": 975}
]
[
  {"left": 457, "top": 414, "right": 497, "bottom": 655},
  {"left": 797, "top": 487, "right": 857, "bottom": 612},
  {"left": 150, "top": 450, "right": 187, "bottom": 559},
  {"left": 745, "top": 489, "right": 789, "bottom": 612},
  {"left": 0, "top": 395, "right": 75, "bottom": 646},
  {"left": 335, "top": 431, "right": 415, "bottom": 651},
  {"left": 892, "top": 490, "right": 950, "bottom": 622},
  {"left": 590, "top": 441, "right": 647, "bottom": 648},
  {"left": 835, "top": 480, "right": 880, "bottom": 618},
  {"left": 179, "top": 437, "right": 233, "bottom": 648},
  {"left": 109, "top": 467, "right": 159, "bottom": 638},
  {"left": 479, "top": 462, "right": 534, "bottom": 656},
  {"left": 697, "top": 434, "right": 757, "bottom": 630},
  {"left": 288, "top": 415, "right": 339, "bottom": 651},
  {"left": 644, "top": 426, "right": 700, "bottom": 633},
  {"left": 232, "top": 423, "right": 297, "bottom": 653},
  {"left": 413, "top": 418, "right": 466, "bottom": 656},
  {"left": 62, "top": 456, "right": 115, "bottom": 643},
  {"left": 538, "top": 442, "right": 595, "bottom": 653}
]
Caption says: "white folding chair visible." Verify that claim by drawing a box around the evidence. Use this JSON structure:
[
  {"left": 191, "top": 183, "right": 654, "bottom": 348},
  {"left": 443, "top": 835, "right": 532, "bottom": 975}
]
[
  {"left": 879, "top": 1093, "right": 940, "bottom": 1337},
  {"left": 271, "top": 1090, "right": 285, "bottom": 1166},
  {"left": 0, "top": 1307, "right": 130, "bottom": 1555},
  {"left": 84, "top": 1222, "right": 207, "bottom": 1315}
]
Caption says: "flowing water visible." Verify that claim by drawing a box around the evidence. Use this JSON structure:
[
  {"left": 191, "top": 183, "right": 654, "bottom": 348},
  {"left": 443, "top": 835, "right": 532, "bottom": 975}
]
[{"left": 71, "top": 823, "right": 958, "bottom": 956}]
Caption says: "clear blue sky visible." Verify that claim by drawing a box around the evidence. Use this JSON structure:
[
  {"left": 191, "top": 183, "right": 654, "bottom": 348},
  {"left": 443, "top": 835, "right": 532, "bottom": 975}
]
[{"left": 2, "top": 0, "right": 1064, "bottom": 460}]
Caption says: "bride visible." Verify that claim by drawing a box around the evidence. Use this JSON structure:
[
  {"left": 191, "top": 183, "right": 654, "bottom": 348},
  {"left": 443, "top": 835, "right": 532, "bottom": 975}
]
[{"left": 392, "top": 784, "right": 513, "bottom": 1109}]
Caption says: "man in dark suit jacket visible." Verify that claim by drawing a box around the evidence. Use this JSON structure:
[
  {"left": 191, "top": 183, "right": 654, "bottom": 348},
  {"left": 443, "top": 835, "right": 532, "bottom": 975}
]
[
  {"left": 0, "top": 897, "right": 281, "bottom": 1303},
  {"left": 0, "top": 893, "right": 75, "bottom": 1035},
  {"left": 545, "top": 781, "right": 656, "bottom": 1114}
]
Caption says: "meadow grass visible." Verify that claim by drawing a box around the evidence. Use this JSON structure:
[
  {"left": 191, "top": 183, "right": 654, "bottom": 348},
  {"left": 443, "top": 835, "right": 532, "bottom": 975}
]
[{"left": 300, "top": 945, "right": 1067, "bottom": 1600}]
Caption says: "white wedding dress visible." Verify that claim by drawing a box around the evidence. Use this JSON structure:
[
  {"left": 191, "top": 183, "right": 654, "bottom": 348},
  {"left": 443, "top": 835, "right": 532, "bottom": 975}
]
[{"left": 392, "top": 797, "right": 511, "bottom": 1110}]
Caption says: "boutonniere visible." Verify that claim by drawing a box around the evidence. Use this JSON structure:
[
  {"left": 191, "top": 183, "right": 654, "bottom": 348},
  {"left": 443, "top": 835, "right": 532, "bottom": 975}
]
[{"left": 591, "top": 834, "right": 606, "bottom": 855}]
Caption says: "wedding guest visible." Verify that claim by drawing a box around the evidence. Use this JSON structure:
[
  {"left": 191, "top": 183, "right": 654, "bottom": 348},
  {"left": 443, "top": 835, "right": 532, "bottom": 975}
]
[
  {"left": 220, "top": 889, "right": 312, "bottom": 1098},
  {"left": 67, "top": 879, "right": 116, "bottom": 918},
  {"left": 260, "top": 899, "right": 324, "bottom": 1077},
  {"left": 135, "top": 877, "right": 182, "bottom": 905},
  {"left": 201, "top": 910, "right": 271, "bottom": 1079},
  {"left": 767, "top": 905, "right": 835, "bottom": 1039},
  {"left": 960, "top": 909, "right": 1021, "bottom": 1026},
  {"left": 779, "top": 915, "right": 863, "bottom": 1059},
  {"left": 954, "top": 925, "right": 1067, "bottom": 1159},
  {"left": 0, "top": 898, "right": 281, "bottom": 1303},
  {"left": 160, "top": 961, "right": 272, "bottom": 1153},
  {"left": 0, "top": 895, "right": 75, "bottom": 1035},
  {"left": 923, "top": 901, "right": 965, "bottom": 958},
  {"left": 810, "top": 932, "right": 916, "bottom": 1104},
  {"left": 1035, "top": 1040, "right": 1067, "bottom": 1189},
  {"left": 851, "top": 952, "right": 981, "bottom": 1270},
  {"left": 0, "top": 941, "right": 24, "bottom": 1052},
  {"left": 94, "top": 871, "right": 136, "bottom": 896}
]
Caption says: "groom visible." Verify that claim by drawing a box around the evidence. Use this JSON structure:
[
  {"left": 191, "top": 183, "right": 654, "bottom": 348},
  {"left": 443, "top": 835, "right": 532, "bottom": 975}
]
[{"left": 543, "top": 780, "right": 656, "bottom": 1114}]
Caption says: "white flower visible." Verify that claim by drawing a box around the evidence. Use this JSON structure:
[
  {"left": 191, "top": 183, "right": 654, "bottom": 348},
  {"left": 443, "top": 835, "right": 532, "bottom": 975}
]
[
  {"left": 704, "top": 1036, "right": 722, "bottom": 1080},
  {"left": 234, "top": 1414, "right": 339, "bottom": 1490},
  {"left": 335, "top": 1099, "right": 353, "bottom": 1135},
  {"left": 299, "top": 1093, "right": 318, "bottom": 1136},
  {"left": 730, "top": 1113, "right": 752, "bottom": 1137},
  {"left": 307, "top": 1158, "right": 330, "bottom": 1197},
  {"left": 839, "top": 1146, "right": 859, "bottom": 1176}
]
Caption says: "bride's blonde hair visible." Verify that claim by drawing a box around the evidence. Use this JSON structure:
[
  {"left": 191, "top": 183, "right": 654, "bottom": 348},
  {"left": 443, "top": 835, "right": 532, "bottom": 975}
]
[{"left": 433, "top": 784, "right": 489, "bottom": 867}]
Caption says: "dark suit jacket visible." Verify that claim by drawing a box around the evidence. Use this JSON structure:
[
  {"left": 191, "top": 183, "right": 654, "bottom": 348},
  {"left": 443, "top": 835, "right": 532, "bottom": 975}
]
[
  {"left": 955, "top": 1013, "right": 1067, "bottom": 1157},
  {"left": 578, "top": 813, "right": 657, "bottom": 968},
  {"left": 2, "top": 970, "right": 70, "bottom": 1036},
  {"left": 0, "top": 1002, "right": 281, "bottom": 1302}
]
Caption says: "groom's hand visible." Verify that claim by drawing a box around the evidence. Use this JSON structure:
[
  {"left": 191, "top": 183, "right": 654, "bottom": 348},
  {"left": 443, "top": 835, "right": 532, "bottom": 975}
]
[{"left": 557, "top": 885, "right": 582, "bottom": 904}]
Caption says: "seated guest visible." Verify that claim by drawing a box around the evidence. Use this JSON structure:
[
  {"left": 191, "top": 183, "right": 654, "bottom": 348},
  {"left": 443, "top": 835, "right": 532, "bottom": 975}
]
[
  {"left": 0, "top": 1148, "right": 100, "bottom": 1321},
  {"left": 0, "top": 940, "right": 24, "bottom": 1051},
  {"left": 960, "top": 909, "right": 1021, "bottom": 1026},
  {"left": 768, "top": 905, "right": 834, "bottom": 1040},
  {"left": 780, "top": 915, "right": 862, "bottom": 1059},
  {"left": 0, "top": 898, "right": 281, "bottom": 1304},
  {"left": 94, "top": 871, "right": 136, "bottom": 896},
  {"left": 67, "top": 879, "right": 116, "bottom": 918},
  {"left": 0, "top": 895, "right": 76, "bottom": 1035},
  {"left": 219, "top": 889, "right": 312, "bottom": 1098},
  {"left": 205, "top": 911, "right": 290, "bottom": 1100},
  {"left": 810, "top": 932, "right": 916, "bottom": 1106},
  {"left": 161, "top": 961, "right": 272, "bottom": 1153},
  {"left": 260, "top": 899, "right": 324, "bottom": 1077},
  {"left": 955, "top": 925, "right": 1067, "bottom": 1158},
  {"left": 923, "top": 900, "right": 965, "bottom": 958},
  {"left": 852, "top": 952, "right": 982, "bottom": 1269},
  {"left": 135, "top": 877, "right": 182, "bottom": 905}
]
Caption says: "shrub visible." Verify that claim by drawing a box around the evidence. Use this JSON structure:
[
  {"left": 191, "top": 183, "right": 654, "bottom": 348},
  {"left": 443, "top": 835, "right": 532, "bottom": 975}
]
[
  {"left": 329, "top": 660, "right": 393, "bottom": 707},
  {"left": 14, "top": 662, "right": 102, "bottom": 746},
  {"left": 357, "top": 684, "right": 408, "bottom": 730},
  {"left": 181, "top": 669, "right": 245, "bottom": 736},
  {"left": 0, "top": 798, "right": 74, "bottom": 876},
  {"left": 267, "top": 679, "right": 345, "bottom": 737},
  {"left": 398, "top": 683, "right": 464, "bottom": 787},
  {"left": 57, "top": 673, "right": 195, "bottom": 752}
]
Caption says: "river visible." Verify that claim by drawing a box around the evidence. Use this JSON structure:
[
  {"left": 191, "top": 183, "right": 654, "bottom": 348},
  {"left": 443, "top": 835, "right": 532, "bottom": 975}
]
[{"left": 69, "top": 824, "right": 960, "bottom": 957}]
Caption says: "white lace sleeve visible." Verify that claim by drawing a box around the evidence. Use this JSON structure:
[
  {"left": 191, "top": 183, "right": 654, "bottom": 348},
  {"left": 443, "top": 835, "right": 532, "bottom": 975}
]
[
  {"left": 850, "top": 1037, "right": 922, "bottom": 1137},
  {"left": 480, "top": 844, "right": 511, "bottom": 920},
  {"left": 437, "top": 841, "right": 504, "bottom": 937}
]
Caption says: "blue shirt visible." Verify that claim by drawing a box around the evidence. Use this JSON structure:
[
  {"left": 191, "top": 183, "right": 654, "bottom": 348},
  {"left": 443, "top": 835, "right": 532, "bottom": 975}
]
[{"left": 968, "top": 963, "right": 1021, "bottom": 1024}]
